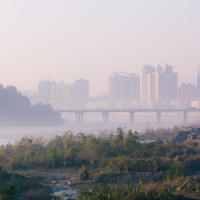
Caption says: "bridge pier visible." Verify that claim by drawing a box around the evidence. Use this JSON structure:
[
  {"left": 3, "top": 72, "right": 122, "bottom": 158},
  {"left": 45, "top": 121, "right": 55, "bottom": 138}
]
[
  {"left": 130, "top": 112, "right": 135, "bottom": 123},
  {"left": 76, "top": 112, "right": 83, "bottom": 123},
  {"left": 57, "top": 109, "right": 199, "bottom": 124},
  {"left": 156, "top": 111, "right": 161, "bottom": 124},
  {"left": 102, "top": 112, "right": 109, "bottom": 123},
  {"left": 183, "top": 111, "right": 188, "bottom": 124}
]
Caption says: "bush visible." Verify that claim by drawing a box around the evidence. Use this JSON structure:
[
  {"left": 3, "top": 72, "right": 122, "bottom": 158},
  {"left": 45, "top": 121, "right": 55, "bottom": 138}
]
[
  {"left": 79, "top": 166, "right": 90, "bottom": 181},
  {"left": 78, "top": 183, "right": 188, "bottom": 200}
]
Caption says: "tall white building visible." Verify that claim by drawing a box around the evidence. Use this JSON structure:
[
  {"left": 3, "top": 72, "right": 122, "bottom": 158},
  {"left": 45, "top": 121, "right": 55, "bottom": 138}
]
[
  {"left": 38, "top": 79, "right": 89, "bottom": 108},
  {"left": 155, "top": 64, "right": 178, "bottom": 107},
  {"left": 141, "top": 66, "right": 155, "bottom": 108},
  {"left": 50, "top": 82, "right": 69, "bottom": 106},
  {"left": 73, "top": 79, "right": 89, "bottom": 108},
  {"left": 178, "top": 83, "right": 198, "bottom": 108},
  {"left": 198, "top": 67, "right": 200, "bottom": 89},
  {"left": 141, "top": 64, "right": 178, "bottom": 108},
  {"left": 38, "top": 80, "right": 56, "bottom": 103},
  {"left": 109, "top": 72, "right": 140, "bottom": 108}
]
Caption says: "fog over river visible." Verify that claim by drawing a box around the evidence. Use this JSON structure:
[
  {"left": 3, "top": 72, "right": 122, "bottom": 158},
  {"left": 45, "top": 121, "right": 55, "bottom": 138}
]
[{"left": 0, "top": 112, "right": 199, "bottom": 145}]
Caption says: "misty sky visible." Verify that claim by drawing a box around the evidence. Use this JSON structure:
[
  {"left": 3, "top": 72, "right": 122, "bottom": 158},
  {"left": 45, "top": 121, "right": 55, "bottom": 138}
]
[{"left": 0, "top": 0, "right": 200, "bottom": 96}]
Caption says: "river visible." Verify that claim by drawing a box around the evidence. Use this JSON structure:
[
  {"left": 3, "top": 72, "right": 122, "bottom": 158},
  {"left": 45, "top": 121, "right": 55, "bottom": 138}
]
[
  {"left": 14, "top": 168, "right": 91, "bottom": 200},
  {"left": 0, "top": 111, "right": 199, "bottom": 145}
]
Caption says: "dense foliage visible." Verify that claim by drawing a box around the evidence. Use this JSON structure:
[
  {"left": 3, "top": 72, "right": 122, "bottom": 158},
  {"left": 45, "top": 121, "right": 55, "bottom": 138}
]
[
  {"left": 0, "top": 85, "right": 63, "bottom": 125},
  {"left": 78, "top": 183, "right": 189, "bottom": 200},
  {"left": 79, "top": 175, "right": 200, "bottom": 200},
  {"left": 0, "top": 184, "right": 17, "bottom": 200},
  {"left": 0, "top": 127, "right": 200, "bottom": 181},
  {"left": 0, "top": 167, "right": 51, "bottom": 200}
]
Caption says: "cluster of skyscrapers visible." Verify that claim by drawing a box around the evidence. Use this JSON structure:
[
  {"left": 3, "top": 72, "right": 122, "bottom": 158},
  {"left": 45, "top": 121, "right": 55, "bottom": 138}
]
[
  {"left": 140, "top": 64, "right": 177, "bottom": 108},
  {"left": 109, "top": 65, "right": 200, "bottom": 109},
  {"left": 109, "top": 64, "right": 178, "bottom": 108},
  {"left": 23, "top": 65, "right": 200, "bottom": 109},
  {"left": 37, "top": 79, "right": 89, "bottom": 108}
]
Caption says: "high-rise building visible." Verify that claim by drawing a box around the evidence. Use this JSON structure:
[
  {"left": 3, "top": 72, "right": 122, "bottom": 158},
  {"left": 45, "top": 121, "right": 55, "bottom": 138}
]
[
  {"left": 141, "top": 66, "right": 155, "bottom": 108},
  {"left": 38, "top": 80, "right": 56, "bottom": 103},
  {"left": 141, "top": 64, "right": 178, "bottom": 108},
  {"left": 155, "top": 64, "right": 178, "bottom": 107},
  {"left": 178, "top": 83, "right": 198, "bottom": 108},
  {"left": 65, "top": 84, "right": 75, "bottom": 107},
  {"left": 109, "top": 72, "right": 140, "bottom": 108},
  {"left": 38, "top": 79, "right": 89, "bottom": 108},
  {"left": 50, "top": 82, "right": 69, "bottom": 105},
  {"left": 198, "top": 67, "right": 200, "bottom": 89},
  {"left": 129, "top": 74, "right": 141, "bottom": 103},
  {"left": 109, "top": 72, "right": 129, "bottom": 102},
  {"left": 73, "top": 79, "right": 89, "bottom": 108},
  {"left": 154, "top": 65, "right": 163, "bottom": 103}
]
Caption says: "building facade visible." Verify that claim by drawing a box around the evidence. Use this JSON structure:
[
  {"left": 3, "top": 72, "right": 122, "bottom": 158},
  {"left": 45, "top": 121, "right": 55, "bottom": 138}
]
[
  {"left": 141, "top": 64, "right": 178, "bottom": 108},
  {"left": 73, "top": 79, "right": 89, "bottom": 108},
  {"left": 141, "top": 66, "right": 155, "bottom": 108},
  {"left": 198, "top": 67, "right": 200, "bottom": 89},
  {"left": 156, "top": 64, "right": 178, "bottom": 107},
  {"left": 178, "top": 83, "right": 198, "bottom": 108},
  {"left": 109, "top": 72, "right": 140, "bottom": 108},
  {"left": 38, "top": 79, "right": 89, "bottom": 108},
  {"left": 38, "top": 80, "right": 56, "bottom": 103}
]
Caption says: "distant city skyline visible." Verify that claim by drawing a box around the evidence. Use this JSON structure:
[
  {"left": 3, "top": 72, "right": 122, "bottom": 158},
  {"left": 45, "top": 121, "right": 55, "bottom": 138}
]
[
  {"left": 21, "top": 66, "right": 200, "bottom": 110},
  {"left": 0, "top": 0, "right": 200, "bottom": 96},
  {"left": 2, "top": 64, "right": 200, "bottom": 97}
]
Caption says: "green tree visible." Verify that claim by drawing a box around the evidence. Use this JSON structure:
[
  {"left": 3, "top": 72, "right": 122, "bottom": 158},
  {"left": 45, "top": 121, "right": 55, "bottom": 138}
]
[{"left": 0, "top": 184, "right": 17, "bottom": 200}]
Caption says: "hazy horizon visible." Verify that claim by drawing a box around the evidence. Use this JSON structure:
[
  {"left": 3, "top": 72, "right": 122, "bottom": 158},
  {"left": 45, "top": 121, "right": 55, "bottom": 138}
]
[{"left": 1, "top": 0, "right": 200, "bottom": 96}]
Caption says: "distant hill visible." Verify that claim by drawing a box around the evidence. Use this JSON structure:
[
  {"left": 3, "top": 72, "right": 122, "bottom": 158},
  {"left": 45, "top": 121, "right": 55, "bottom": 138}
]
[{"left": 0, "top": 85, "right": 64, "bottom": 125}]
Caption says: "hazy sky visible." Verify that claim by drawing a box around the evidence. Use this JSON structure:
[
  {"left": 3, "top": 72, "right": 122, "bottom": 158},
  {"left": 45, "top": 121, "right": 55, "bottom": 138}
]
[{"left": 0, "top": 0, "right": 200, "bottom": 96}]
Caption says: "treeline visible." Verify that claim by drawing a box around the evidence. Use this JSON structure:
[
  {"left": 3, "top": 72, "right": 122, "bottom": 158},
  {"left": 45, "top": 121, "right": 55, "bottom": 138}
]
[
  {"left": 0, "top": 85, "right": 63, "bottom": 125},
  {"left": 1, "top": 127, "right": 200, "bottom": 180}
]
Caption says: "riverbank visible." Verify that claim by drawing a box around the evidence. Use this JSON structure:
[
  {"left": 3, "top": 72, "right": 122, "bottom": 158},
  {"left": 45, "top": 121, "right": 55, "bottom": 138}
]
[
  {"left": 12, "top": 168, "right": 200, "bottom": 200},
  {"left": 13, "top": 168, "right": 96, "bottom": 200},
  {"left": 12, "top": 168, "right": 165, "bottom": 199}
]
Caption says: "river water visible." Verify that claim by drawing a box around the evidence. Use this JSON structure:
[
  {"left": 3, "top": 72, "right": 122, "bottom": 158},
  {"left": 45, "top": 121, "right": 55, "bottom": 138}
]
[
  {"left": 52, "top": 188, "right": 79, "bottom": 200},
  {"left": 50, "top": 178, "right": 80, "bottom": 200},
  {"left": 0, "top": 112, "right": 199, "bottom": 145}
]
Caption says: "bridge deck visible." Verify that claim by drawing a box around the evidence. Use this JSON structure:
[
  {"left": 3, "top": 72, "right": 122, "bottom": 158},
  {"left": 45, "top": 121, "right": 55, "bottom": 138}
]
[{"left": 57, "top": 109, "right": 200, "bottom": 113}]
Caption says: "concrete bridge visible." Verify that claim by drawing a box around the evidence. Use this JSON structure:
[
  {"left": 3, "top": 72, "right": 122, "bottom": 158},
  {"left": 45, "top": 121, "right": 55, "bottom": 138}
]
[{"left": 57, "top": 109, "right": 200, "bottom": 124}]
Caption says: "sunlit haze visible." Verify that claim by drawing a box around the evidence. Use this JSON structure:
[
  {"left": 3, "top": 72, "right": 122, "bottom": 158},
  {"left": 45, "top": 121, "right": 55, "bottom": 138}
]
[
  {"left": 1, "top": 0, "right": 200, "bottom": 96},
  {"left": 1, "top": 2, "right": 200, "bottom": 199}
]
